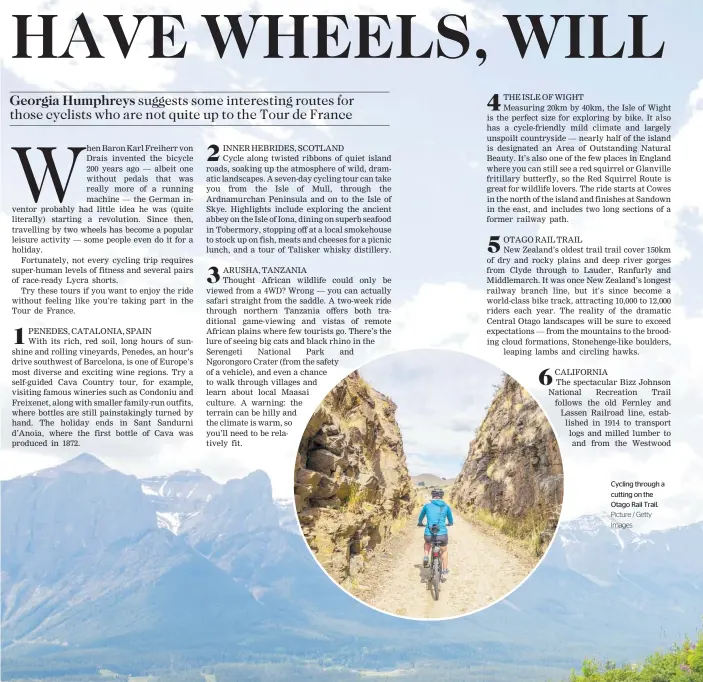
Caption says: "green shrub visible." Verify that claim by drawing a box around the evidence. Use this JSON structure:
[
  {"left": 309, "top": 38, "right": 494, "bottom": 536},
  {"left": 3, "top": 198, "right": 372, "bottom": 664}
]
[
  {"left": 343, "top": 482, "right": 366, "bottom": 513},
  {"left": 563, "top": 631, "right": 703, "bottom": 681}
]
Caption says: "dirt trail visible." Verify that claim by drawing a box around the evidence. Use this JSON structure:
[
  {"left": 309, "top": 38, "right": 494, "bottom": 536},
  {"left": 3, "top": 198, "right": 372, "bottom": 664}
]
[{"left": 351, "top": 512, "right": 534, "bottom": 619}]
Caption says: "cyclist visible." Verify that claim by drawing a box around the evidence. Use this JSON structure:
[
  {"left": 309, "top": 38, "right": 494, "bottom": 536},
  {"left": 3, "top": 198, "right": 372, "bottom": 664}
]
[{"left": 417, "top": 488, "right": 454, "bottom": 578}]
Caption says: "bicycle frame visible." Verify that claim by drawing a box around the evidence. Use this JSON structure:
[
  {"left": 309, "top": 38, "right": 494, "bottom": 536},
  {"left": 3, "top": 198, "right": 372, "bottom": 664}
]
[{"left": 426, "top": 524, "right": 443, "bottom": 600}]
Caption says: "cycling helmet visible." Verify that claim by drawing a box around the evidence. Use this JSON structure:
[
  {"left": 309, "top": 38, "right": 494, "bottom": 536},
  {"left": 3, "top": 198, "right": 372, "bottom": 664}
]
[{"left": 431, "top": 488, "right": 444, "bottom": 498}]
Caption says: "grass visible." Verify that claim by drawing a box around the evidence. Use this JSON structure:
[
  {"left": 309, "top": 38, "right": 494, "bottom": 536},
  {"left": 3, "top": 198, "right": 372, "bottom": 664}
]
[
  {"left": 342, "top": 482, "right": 367, "bottom": 513},
  {"left": 470, "top": 505, "right": 557, "bottom": 558},
  {"left": 390, "top": 514, "right": 409, "bottom": 534}
]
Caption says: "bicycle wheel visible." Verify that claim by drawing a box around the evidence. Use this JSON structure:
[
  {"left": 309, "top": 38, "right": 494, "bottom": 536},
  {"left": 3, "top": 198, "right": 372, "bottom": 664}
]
[{"left": 431, "top": 557, "right": 441, "bottom": 600}]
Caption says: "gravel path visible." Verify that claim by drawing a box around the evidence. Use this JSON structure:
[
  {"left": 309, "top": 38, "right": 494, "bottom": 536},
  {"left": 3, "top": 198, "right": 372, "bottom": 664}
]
[{"left": 350, "top": 513, "right": 535, "bottom": 619}]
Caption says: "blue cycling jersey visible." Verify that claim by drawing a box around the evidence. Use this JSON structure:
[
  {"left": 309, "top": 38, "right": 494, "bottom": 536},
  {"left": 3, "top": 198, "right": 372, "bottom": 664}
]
[{"left": 418, "top": 499, "right": 454, "bottom": 535}]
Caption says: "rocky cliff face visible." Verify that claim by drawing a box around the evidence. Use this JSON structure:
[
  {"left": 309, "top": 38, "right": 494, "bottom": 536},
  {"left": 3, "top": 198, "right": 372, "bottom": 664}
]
[
  {"left": 295, "top": 371, "right": 415, "bottom": 585},
  {"left": 451, "top": 375, "right": 563, "bottom": 556}
]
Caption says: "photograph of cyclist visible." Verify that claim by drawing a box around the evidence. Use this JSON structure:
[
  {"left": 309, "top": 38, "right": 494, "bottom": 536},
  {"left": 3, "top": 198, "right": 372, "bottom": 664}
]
[
  {"left": 294, "top": 350, "right": 564, "bottom": 619},
  {"left": 418, "top": 488, "right": 453, "bottom": 578}
]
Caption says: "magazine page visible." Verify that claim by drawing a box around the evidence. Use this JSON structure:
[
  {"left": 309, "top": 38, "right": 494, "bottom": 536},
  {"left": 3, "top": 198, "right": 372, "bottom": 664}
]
[{"left": 1, "top": 2, "right": 700, "bottom": 681}]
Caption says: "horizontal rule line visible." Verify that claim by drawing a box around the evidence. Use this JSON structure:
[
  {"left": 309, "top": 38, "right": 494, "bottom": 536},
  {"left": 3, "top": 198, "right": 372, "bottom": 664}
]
[
  {"left": 10, "top": 90, "right": 390, "bottom": 94},
  {"left": 9, "top": 124, "right": 389, "bottom": 127}
]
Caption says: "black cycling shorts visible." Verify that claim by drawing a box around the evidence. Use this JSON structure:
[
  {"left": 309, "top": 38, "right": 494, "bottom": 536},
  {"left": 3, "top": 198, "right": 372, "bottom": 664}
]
[{"left": 424, "top": 533, "right": 448, "bottom": 546}]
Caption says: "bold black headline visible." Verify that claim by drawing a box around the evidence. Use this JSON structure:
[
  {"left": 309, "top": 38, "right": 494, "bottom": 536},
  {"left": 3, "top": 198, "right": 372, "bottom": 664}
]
[{"left": 12, "top": 14, "right": 665, "bottom": 61}]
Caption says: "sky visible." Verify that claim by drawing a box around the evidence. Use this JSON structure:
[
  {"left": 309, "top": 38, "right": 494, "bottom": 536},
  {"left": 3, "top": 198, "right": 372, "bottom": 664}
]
[
  {"left": 1, "top": 0, "right": 702, "bottom": 534},
  {"left": 359, "top": 350, "right": 503, "bottom": 479}
]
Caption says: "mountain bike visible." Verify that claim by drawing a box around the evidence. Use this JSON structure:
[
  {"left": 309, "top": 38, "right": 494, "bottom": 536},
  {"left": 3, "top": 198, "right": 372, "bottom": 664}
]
[{"left": 420, "top": 523, "right": 443, "bottom": 601}]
